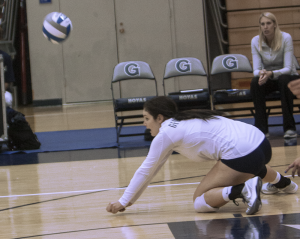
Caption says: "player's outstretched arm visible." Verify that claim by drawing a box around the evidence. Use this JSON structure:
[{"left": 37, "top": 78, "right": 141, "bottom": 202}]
[{"left": 285, "top": 157, "right": 300, "bottom": 178}]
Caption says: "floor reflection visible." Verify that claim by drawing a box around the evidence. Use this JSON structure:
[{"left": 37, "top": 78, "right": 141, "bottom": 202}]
[
  {"left": 0, "top": 147, "right": 151, "bottom": 166},
  {"left": 269, "top": 137, "right": 298, "bottom": 147},
  {"left": 284, "top": 137, "right": 298, "bottom": 146},
  {"left": 168, "top": 213, "right": 300, "bottom": 239}
]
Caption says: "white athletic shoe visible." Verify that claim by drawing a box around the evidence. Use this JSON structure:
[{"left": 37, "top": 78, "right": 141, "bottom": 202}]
[
  {"left": 284, "top": 130, "right": 297, "bottom": 138},
  {"left": 261, "top": 183, "right": 279, "bottom": 194},
  {"left": 261, "top": 181, "right": 298, "bottom": 195},
  {"left": 241, "top": 176, "right": 262, "bottom": 215}
]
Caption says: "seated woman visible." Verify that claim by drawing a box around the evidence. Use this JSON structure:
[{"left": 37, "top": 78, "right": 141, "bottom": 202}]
[
  {"left": 106, "top": 96, "right": 298, "bottom": 215},
  {"left": 250, "top": 12, "right": 299, "bottom": 138}
]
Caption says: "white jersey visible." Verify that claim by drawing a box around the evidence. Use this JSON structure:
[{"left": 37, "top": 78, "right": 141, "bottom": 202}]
[{"left": 119, "top": 116, "right": 265, "bottom": 206}]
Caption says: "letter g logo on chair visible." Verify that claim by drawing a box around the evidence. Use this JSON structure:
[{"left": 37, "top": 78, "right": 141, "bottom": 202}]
[
  {"left": 124, "top": 63, "right": 140, "bottom": 77},
  {"left": 175, "top": 59, "right": 192, "bottom": 73},
  {"left": 222, "top": 56, "right": 238, "bottom": 70}
]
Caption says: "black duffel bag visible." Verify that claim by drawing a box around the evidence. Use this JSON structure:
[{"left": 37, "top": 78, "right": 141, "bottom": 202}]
[{"left": 6, "top": 107, "right": 41, "bottom": 150}]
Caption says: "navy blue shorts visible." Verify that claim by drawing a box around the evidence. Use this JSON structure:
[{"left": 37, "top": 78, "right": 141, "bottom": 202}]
[{"left": 221, "top": 137, "right": 271, "bottom": 176}]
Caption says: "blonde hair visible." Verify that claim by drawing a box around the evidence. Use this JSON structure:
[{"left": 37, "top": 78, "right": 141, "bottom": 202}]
[{"left": 258, "top": 12, "right": 282, "bottom": 51}]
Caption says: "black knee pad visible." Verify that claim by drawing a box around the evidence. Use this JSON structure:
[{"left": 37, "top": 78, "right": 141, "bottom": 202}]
[{"left": 256, "top": 165, "right": 267, "bottom": 179}]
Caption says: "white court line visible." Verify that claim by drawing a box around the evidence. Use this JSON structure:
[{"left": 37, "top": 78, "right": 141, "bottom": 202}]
[
  {"left": 286, "top": 175, "right": 298, "bottom": 178},
  {"left": 0, "top": 175, "right": 298, "bottom": 199},
  {"left": 0, "top": 182, "right": 199, "bottom": 198}
]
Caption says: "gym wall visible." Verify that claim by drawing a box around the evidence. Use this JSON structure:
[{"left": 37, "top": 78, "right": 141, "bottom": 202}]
[{"left": 26, "top": 0, "right": 208, "bottom": 105}]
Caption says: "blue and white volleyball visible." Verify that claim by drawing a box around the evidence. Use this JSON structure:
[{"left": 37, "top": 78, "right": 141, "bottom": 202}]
[{"left": 42, "top": 12, "right": 72, "bottom": 44}]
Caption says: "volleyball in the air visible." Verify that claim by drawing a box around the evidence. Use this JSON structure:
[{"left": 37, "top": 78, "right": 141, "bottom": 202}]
[{"left": 42, "top": 12, "right": 72, "bottom": 44}]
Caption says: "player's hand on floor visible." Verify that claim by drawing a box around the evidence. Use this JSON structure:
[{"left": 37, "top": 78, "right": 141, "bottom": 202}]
[{"left": 106, "top": 201, "right": 125, "bottom": 214}]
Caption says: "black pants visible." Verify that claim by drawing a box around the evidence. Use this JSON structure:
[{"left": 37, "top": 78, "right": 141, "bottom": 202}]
[
  {"left": 221, "top": 137, "right": 271, "bottom": 178},
  {"left": 250, "top": 74, "right": 299, "bottom": 134}
]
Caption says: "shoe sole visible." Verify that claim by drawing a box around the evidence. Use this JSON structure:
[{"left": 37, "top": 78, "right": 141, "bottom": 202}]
[
  {"left": 262, "top": 182, "right": 299, "bottom": 194},
  {"left": 246, "top": 177, "right": 262, "bottom": 215},
  {"left": 261, "top": 190, "right": 279, "bottom": 195}
]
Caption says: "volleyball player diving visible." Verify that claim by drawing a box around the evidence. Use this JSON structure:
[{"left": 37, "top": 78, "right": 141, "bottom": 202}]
[{"left": 106, "top": 96, "right": 298, "bottom": 215}]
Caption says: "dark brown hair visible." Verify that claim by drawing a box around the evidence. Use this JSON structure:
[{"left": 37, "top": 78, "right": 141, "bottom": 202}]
[{"left": 143, "top": 96, "right": 223, "bottom": 121}]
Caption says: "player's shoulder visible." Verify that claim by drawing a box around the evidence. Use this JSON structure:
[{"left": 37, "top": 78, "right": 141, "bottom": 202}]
[
  {"left": 165, "top": 118, "right": 181, "bottom": 129},
  {"left": 160, "top": 118, "right": 184, "bottom": 136}
]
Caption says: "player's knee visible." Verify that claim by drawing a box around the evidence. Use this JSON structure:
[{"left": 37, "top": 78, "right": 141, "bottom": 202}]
[
  {"left": 257, "top": 165, "right": 267, "bottom": 179},
  {"left": 194, "top": 194, "right": 219, "bottom": 213}
]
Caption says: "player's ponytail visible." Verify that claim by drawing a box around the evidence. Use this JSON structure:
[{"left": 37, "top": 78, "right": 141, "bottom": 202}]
[
  {"left": 144, "top": 96, "right": 223, "bottom": 121},
  {"left": 174, "top": 109, "right": 223, "bottom": 121}
]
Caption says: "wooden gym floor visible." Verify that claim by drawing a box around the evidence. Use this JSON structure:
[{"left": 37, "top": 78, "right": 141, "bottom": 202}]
[{"left": 0, "top": 101, "right": 300, "bottom": 238}]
